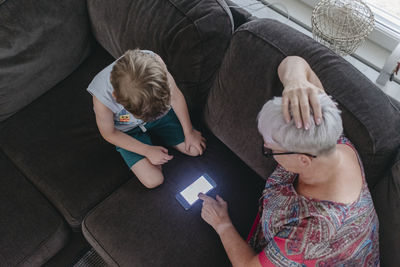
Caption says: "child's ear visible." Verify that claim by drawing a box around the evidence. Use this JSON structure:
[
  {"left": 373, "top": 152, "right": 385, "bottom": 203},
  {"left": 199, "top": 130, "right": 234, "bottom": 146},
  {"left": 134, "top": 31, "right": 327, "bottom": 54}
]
[{"left": 112, "top": 91, "right": 116, "bottom": 99}]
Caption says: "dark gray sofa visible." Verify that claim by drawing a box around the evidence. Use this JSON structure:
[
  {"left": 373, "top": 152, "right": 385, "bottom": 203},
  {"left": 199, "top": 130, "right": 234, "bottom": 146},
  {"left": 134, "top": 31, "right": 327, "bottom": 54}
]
[{"left": 0, "top": 0, "right": 399, "bottom": 266}]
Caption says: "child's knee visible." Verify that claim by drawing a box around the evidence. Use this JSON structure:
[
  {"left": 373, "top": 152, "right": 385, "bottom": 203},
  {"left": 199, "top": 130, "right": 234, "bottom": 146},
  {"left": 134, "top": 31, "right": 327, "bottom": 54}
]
[
  {"left": 141, "top": 171, "right": 164, "bottom": 189},
  {"left": 186, "top": 146, "right": 201, "bottom": 157},
  {"left": 132, "top": 160, "right": 165, "bottom": 189}
]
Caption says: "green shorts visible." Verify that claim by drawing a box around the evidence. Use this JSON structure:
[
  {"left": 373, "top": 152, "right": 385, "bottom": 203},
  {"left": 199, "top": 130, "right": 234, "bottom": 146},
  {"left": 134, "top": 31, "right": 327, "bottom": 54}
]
[{"left": 116, "top": 109, "right": 185, "bottom": 168}]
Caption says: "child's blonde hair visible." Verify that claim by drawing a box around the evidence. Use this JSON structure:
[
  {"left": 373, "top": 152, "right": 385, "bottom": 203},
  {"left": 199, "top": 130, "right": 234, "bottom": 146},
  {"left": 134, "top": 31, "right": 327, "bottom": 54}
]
[{"left": 110, "top": 49, "right": 171, "bottom": 122}]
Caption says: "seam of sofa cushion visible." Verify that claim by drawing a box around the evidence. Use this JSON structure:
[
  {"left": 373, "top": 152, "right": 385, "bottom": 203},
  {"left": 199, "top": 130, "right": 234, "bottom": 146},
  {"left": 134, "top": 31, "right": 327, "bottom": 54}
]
[
  {"left": 80, "top": 179, "right": 135, "bottom": 267},
  {"left": 1, "top": 148, "right": 83, "bottom": 228},
  {"left": 82, "top": 218, "right": 119, "bottom": 267},
  {"left": 216, "top": 0, "right": 235, "bottom": 32},
  {"left": 17, "top": 212, "right": 69, "bottom": 266},
  {"left": 235, "top": 19, "right": 288, "bottom": 57},
  {"left": 2, "top": 124, "right": 130, "bottom": 229},
  {"left": 33, "top": 181, "right": 82, "bottom": 228},
  {"left": 168, "top": 0, "right": 234, "bottom": 36},
  {"left": 197, "top": 0, "right": 234, "bottom": 99},
  {"left": 166, "top": 0, "right": 204, "bottom": 96},
  {"left": 388, "top": 95, "right": 400, "bottom": 114},
  {"left": 167, "top": 0, "right": 233, "bottom": 102},
  {"left": 2, "top": 153, "right": 72, "bottom": 262},
  {"left": 392, "top": 150, "right": 400, "bottom": 168},
  {"left": 0, "top": 148, "right": 83, "bottom": 227}
]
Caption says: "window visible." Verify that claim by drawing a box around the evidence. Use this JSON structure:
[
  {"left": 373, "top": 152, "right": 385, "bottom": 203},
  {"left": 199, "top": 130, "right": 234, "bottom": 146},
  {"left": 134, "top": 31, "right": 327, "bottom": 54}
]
[
  {"left": 299, "top": 0, "right": 400, "bottom": 51},
  {"left": 365, "top": 0, "right": 400, "bottom": 48},
  {"left": 366, "top": 0, "right": 400, "bottom": 35}
]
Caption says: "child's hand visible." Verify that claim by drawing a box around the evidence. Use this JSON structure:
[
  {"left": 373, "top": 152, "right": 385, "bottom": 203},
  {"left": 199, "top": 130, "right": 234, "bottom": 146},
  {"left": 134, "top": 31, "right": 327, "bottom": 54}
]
[
  {"left": 185, "top": 129, "right": 206, "bottom": 155},
  {"left": 144, "top": 146, "right": 173, "bottom": 165}
]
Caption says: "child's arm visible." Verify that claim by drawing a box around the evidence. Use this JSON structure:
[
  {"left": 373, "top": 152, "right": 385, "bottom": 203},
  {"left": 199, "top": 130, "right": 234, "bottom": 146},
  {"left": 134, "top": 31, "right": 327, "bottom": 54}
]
[
  {"left": 168, "top": 72, "right": 206, "bottom": 155},
  {"left": 92, "top": 96, "right": 173, "bottom": 165}
]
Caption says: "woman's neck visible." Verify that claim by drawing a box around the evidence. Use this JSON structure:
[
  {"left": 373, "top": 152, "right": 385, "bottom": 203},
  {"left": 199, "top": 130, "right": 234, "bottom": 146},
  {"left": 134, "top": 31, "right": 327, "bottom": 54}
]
[
  {"left": 296, "top": 145, "right": 363, "bottom": 204},
  {"left": 296, "top": 149, "right": 342, "bottom": 198}
]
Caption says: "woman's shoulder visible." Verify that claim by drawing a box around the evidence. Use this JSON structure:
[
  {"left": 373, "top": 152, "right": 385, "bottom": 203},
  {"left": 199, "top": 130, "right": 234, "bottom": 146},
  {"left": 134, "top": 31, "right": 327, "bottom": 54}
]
[
  {"left": 262, "top": 184, "right": 371, "bottom": 235},
  {"left": 336, "top": 134, "right": 351, "bottom": 146},
  {"left": 265, "top": 165, "right": 296, "bottom": 186}
]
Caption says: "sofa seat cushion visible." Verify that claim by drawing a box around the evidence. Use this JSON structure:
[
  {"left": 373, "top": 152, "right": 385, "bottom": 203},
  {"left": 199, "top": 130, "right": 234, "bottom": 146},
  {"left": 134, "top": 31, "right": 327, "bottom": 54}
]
[
  {"left": 204, "top": 18, "right": 400, "bottom": 187},
  {"left": 0, "top": 151, "right": 69, "bottom": 266},
  {"left": 372, "top": 150, "right": 400, "bottom": 266},
  {"left": 0, "top": 0, "right": 91, "bottom": 121},
  {"left": 87, "top": 0, "right": 233, "bottom": 116},
  {"left": 82, "top": 131, "right": 264, "bottom": 266},
  {"left": 0, "top": 44, "right": 131, "bottom": 228}
]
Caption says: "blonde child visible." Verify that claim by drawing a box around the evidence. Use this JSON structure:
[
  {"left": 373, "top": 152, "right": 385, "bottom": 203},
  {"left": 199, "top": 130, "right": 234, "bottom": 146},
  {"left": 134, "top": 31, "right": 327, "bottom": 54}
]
[{"left": 88, "top": 49, "right": 206, "bottom": 188}]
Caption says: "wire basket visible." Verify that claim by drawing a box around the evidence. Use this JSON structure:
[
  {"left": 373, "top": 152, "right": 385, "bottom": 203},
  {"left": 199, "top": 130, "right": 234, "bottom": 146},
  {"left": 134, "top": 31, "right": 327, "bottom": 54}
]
[{"left": 312, "top": 0, "right": 374, "bottom": 56}]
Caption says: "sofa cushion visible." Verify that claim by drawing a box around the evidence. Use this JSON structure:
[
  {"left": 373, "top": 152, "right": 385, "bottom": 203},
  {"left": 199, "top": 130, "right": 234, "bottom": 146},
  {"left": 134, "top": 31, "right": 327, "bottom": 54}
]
[
  {"left": 0, "top": 44, "right": 130, "bottom": 228},
  {"left": 204, "top": 18, "right": 400, "bottom": 187},
  {"left": 0, "top": 151, "right": 69, "bottom": 266},
  {"left": 0, "top": 0, "right": 92, "bottom": 121},
  {"left": 82, "top": 131, "right": 264, "bottom": 266},
  {"left": 372, "top": 150, "right": 400, "bottom": 267},
  {"left": 87, "top": 0, "right": 233, "bottom": 116}
]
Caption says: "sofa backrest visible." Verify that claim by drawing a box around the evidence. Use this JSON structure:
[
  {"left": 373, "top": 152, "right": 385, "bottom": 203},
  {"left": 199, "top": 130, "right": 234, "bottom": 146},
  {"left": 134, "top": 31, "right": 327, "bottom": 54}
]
[
  {"left": 0, "top": 0, "right": 92, "bottom": 121},
  {"left": 204, "top": 18, "right": 400, "bottom": 189},
  {"left": 87, "top": 0, "right": 234, "bottom": 117}
]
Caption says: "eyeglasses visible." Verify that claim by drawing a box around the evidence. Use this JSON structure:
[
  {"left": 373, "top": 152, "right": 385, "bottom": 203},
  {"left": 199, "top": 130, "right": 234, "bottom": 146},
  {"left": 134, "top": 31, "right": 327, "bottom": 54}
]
[{"left": 262, "top": 144, "right": 317, "bottom": 158}]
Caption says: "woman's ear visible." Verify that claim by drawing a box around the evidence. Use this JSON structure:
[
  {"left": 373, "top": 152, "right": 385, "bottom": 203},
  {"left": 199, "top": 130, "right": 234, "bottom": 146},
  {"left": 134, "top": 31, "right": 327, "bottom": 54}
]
[{"left": 298, "top": 155, "right": 312, "bottom": 168}]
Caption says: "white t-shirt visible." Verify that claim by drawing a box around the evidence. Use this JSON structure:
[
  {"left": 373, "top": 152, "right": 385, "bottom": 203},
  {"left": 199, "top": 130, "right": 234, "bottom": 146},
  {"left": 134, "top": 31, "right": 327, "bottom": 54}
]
[{"left": 87, "top": 50, "right": 155, "bottom": 132}]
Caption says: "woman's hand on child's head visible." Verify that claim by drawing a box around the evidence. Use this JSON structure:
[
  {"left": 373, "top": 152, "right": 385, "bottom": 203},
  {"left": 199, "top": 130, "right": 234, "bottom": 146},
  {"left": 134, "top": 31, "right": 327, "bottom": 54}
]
[
  {"left": 198, "top": 193, "right": 232, "bottom": 235},
  {"left": 184, "top": 129, "right": 206, "bottom": 155},
  {"left": 144, "top": 146, "right": 173, "bottom": 165}
]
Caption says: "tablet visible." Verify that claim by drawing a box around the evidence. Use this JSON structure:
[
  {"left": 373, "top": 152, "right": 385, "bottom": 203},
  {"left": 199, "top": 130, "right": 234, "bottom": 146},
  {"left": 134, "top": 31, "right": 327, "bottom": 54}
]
[{"left": 175, "top": 174, "right": 217, "bottom": 210}]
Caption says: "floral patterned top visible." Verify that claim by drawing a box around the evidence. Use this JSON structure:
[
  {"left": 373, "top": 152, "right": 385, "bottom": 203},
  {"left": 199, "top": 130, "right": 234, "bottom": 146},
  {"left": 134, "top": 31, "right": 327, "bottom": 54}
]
[{"left": 247, "top": 136, "right": 380, "bottom": 266}]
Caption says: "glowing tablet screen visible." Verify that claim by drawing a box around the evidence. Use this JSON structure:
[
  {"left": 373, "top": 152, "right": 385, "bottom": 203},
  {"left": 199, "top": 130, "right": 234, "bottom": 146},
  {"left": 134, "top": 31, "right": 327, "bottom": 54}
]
[{"left": 179, "top": 175, "right": 214, "bottom": 205}]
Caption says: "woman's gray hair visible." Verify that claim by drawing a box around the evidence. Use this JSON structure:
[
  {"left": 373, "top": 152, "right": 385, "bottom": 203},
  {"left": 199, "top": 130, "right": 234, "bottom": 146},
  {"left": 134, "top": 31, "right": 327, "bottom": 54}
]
[{"left": 257, "top": 94, "right": 343, "bottom": 156}]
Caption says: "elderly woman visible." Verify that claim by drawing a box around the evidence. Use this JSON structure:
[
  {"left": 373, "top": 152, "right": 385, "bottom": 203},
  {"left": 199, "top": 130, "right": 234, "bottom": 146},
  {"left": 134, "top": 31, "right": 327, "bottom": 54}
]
[{"left": 199, "top": 56, "right": 379, "bottom": 266}]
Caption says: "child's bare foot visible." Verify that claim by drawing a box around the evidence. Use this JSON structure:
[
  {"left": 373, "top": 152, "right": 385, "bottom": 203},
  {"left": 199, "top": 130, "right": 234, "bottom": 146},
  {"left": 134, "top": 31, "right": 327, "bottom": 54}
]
[{"left": 174, "top": 142, "right": 201, "bottom": 156}]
